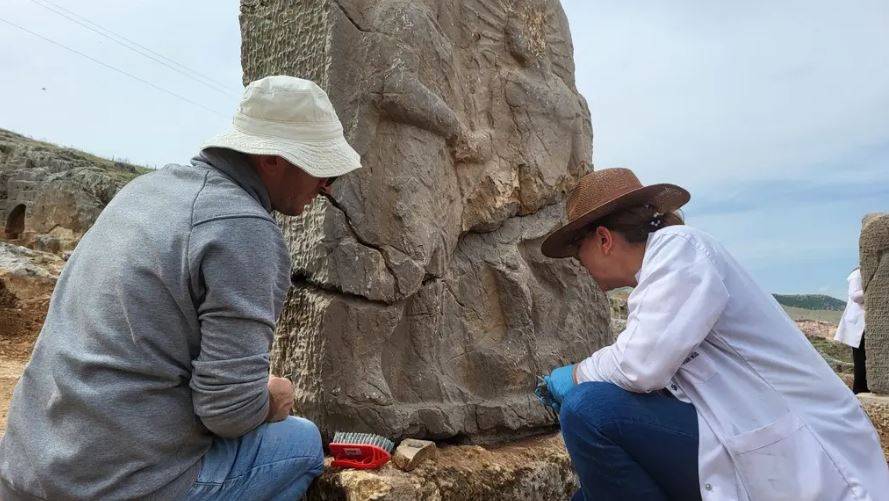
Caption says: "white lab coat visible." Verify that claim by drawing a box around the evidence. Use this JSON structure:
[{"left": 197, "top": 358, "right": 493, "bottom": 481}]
[
  {"left": 577, "top": 226, "right": 889, "bottom": 500},
  {"left": 835, "top": 269, "right": 866, "bottom": 348}
]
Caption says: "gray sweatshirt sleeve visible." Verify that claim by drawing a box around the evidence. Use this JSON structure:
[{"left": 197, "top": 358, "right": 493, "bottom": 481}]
[{"left": 187, "top": 216, "right": 291, "bottom": 438}]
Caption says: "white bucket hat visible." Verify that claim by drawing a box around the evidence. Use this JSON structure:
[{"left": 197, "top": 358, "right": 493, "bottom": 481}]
[{"left": 202, "top": 75, "right": 362, "bottom": 178}]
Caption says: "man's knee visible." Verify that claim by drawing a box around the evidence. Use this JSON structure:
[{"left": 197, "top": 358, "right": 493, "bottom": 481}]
[
  {"left": 560, "top": 382, "right": 631, "bottom": 434},
  {"left": 268, "top": 416, "right": 324, "bottom": 470}
]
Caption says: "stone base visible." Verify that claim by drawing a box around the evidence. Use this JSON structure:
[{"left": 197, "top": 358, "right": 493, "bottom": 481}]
[
  {"left": 859, "top": 393, "right": 889, "bottom": 461},
  {"left": 309, "top": 397, "right": 889, "bottom": 500},
  {"left": 308, "top": 433, "right": 577, "bottom": 501}
]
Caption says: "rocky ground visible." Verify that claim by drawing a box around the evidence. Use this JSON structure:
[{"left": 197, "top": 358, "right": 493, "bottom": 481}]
[
  {"left": 0, "top": 242, "right": 61, "bottom": 430},
  {"left": 0, "top": 252, "right": 886, "bottom": 499},
  {"left": 310, "top": 434, "right": 576, "bottom": 501}
]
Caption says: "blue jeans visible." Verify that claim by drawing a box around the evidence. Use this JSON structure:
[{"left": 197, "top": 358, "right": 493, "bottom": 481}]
[
  {"left": 560, "top": 382, "right": 701, "bottom": 501},
  {"left": 184, "top": 416, "right": 325, "bottom": 501}
]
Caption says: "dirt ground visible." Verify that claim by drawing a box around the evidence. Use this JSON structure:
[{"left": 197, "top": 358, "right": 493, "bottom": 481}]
[{"left": 0, "top": 297, "right": 47, "bottom": 431}]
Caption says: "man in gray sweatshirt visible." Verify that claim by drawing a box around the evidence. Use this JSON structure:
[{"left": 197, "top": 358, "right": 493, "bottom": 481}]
[{"left": 0, "top": 76, "right": 362, "bottom": 500}]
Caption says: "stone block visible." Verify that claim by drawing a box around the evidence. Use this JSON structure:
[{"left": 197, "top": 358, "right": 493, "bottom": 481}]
[
  {"left": 392, "top": 439, "right": 437, "bottom": 472},
  {"left": 309, "top": 433, "right": 578, "bottom": 500},
  {"left": 860, "top": 213, "right": 889, "bottom": 394},
  {"left": 858, "top": 393, "right": 889, "bottom": 461},
  {"left": 0, "top": 241, "right": 64, "bottom": 304}
]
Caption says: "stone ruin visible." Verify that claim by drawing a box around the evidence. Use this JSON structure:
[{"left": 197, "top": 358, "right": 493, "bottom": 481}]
[
  {"left": 0, "top": 129, "right": 141, "bottom": 253},
  {"left": 861, "top": 212, "right": 889, "bottom": 394},
  {"left": 239, "top": 0, "right": 612, "bottom": 442}
]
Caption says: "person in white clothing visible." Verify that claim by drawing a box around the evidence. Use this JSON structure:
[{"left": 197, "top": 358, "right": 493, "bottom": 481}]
[
  {"left": 538, "top": 168, "right": 889, "bottom": 501},
  {"left": 835, "top": 267, "right": 869, "bottom": 393}
]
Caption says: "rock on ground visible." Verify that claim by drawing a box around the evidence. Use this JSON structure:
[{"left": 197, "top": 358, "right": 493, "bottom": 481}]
[
  {"left": 0, "top": 242, "right": 62, "bottom": 431},
  {"left": 309, "top": 395, "right": 889, "bottom": 500},
  {"left": 309, "top": 433, "right": 577, "bottom": 501},
  {"left": 859, "top": 393, "right": 889, "bottom": 462},
  {"left": 796, "top": 319, "right": 837, "bottom": 340},
  {"left": 0, "top": 241, "right": 63, "bottom": 302}
]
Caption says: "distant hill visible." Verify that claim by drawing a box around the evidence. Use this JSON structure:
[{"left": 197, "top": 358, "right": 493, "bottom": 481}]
[{"left": 773, "top": 294, "right": 846, "bottom": 311}]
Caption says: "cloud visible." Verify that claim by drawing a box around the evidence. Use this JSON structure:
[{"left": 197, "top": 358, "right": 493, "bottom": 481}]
[
  {"left": 690, "top": 176, "right": 889, "bottom": 217},
  {"left": 1, "top": 0, "right": 885, "bottom": 298},
  {"left": 561, "top": 0, "right": 888, "bottom": 296},
  {"left": 563, "top": 0, "right": 889, "bottom": 187}
]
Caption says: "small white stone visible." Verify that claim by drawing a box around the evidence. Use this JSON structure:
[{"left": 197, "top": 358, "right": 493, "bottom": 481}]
[{"left": 392, "top": 438, "right": 437, "bottom": 471}]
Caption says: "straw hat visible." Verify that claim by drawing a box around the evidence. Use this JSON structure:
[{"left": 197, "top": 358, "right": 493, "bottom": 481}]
[
  {"left": 202, "top": 75, "right": 362, "bottom": 178},
  {"left": 540, "top": 168, "right": 690, "bottom": 258}
]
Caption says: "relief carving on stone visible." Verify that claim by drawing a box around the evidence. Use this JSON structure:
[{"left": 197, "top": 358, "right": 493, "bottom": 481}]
[{"left": 240, "top": 0, "right": 612, "bottom": 441}]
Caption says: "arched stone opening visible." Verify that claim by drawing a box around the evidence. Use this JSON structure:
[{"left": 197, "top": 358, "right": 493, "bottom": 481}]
[{"left": 5, "top": 204, "right": 26, "bottom": 239}]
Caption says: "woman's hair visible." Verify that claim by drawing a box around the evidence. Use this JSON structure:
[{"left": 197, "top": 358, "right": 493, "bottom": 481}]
[{"left": 595, "top": 204, "right": 684, "bottom": 244}]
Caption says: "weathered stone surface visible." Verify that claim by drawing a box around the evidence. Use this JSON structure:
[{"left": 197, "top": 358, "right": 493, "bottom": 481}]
[
  {"left": 860, "top": 213, "right": 889, "bottom": 394},
  {"left": 607, "top": 289, "right": 630, "bottom": 333},
  {"left": 858, "top": 393, "right": 889, "bottom": 461},
  {"left": 0, "top": 242, "right": 63, "bottom": 431},
  {"left": 0, "top": 129, "right": 142, "bottom": 252},
  {"left": 243, "top": 0, "right": 610, "bottom": 441},
  {"left": 308, "top": 433, "right": 578, "bottom": 500},
  {"left": 0, "top": 241, "right": 63, "bottom": 306},
  {"left": 274, "top": 205, "right": 609, "bottom": 441}
]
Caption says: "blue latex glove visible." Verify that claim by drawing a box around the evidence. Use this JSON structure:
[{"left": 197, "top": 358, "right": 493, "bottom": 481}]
[
  {"left": 547, "top": 364, "right": 577, "bottom": 404},
  {"left": 535, "top": 364, "right": 576, "bottom": 413},
  {"left": 534, "top": 376, "right": 558, "bottom": 411}
]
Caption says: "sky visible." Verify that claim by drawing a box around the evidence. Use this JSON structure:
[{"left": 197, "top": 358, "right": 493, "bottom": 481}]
[{"left": 1, "top": 1, "right": 887, "bottom": 299}]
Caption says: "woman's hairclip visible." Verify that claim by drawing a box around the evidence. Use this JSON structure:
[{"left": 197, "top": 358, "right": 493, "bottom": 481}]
[{"left": 650, "top": 211, "right": 663, "bottom": 228}]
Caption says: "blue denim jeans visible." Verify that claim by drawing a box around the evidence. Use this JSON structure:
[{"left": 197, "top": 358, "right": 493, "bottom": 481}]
[
  {"left": 560, "top": 382, "right": 701, "bottom": 501},
  {"left": 184, "top": 416, "right": 324, "bottom": 501}
]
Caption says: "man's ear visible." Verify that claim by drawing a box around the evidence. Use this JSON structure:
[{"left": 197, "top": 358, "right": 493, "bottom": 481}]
[
  {"left": 272, "top": 156, "right": 291, "bottom": 172},
  {"left": 253, "top": 155, "right": 283, "bottom": 176}
]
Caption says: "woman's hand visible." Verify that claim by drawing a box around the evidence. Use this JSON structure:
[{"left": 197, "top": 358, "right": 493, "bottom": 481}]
[{"left": 541, "top": 364, "right": 577, "bottom": 412}]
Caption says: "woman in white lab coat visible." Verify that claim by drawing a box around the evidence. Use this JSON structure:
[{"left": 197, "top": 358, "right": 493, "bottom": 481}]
[
  {"left": 835, "top": 268, "right": 869, "bottom": 393},
  {"left": 538, "top": 168, "right": 888, "bottom": 501}
]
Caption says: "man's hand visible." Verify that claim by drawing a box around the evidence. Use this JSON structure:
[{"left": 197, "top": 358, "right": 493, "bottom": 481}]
[{"left": 266, "top": 376, "right": 294, "bottom": 422}]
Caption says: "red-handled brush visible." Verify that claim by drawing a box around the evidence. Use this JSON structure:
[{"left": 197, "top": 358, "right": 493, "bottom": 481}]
[{"left": 329, "top": 432, "right": 395, "bottom": 470}]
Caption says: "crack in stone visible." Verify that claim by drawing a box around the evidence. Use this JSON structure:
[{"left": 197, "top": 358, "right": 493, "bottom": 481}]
[
  {"left": 320, "top": 193, "right": 405, "bottom": 298},
  {"left": 333, "top": 0, "right": 371, "bottom": 33},
  {"left": 292, "top": 270, "right": 396, "bottom": 308}
]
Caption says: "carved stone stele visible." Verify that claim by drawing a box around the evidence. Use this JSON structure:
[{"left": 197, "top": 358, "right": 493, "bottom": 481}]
[
  {"left": 861, "top": 213, "right": 889, "bottom": 394},
  {"left": 240, "top": 0, "right": 611, "bottom": 441}
]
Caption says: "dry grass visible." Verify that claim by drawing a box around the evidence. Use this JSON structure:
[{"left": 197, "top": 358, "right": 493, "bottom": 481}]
[{"left": 782, "top": 305, "right": 843, "bottom": 324}]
